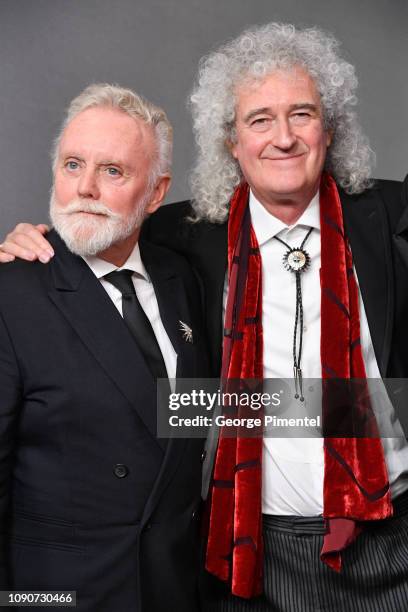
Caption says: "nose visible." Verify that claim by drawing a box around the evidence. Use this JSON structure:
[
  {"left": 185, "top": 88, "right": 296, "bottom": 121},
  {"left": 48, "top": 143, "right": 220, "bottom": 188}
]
[
  {"left": 77, "top": 167, "right": 100, "bottom": 200},
  {"left": 271, "top": 118, "right": 297, "bottom": 150}
]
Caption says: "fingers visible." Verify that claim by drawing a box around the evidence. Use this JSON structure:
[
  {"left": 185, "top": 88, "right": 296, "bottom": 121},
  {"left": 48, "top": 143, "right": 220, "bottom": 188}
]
[
  {"left": 0, "top": 250, "right": 15, "bottom": 263},
  {"left": 35, "top": 223, "right": 51, "bottom": 234},
  {"left": 0, "top": 223, "right": 54, "bottom": 264}
]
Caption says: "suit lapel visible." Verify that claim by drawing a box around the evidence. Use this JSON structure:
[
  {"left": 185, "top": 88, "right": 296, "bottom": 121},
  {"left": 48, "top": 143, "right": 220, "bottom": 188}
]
[
  {"left": 137, "top": 240, "right": 205, "bottom": 523},
  {"left": 140, "top": 240, "right": 199, "bottom": 379},
  {"left": 47, "top": 231, "right": 167, "bottom": 452},
  {"left": 340, "top": 186, "right": 394, "bottom": 376},
  {"left": 186, "top": 220, "right": 227, "bottom": 375}
]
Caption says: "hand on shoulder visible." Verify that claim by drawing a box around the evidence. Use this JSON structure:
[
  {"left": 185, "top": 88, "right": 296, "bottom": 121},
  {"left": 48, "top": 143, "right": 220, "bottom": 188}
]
[{"left": 0, "top": 223, "right": 53, "bottom": 263}]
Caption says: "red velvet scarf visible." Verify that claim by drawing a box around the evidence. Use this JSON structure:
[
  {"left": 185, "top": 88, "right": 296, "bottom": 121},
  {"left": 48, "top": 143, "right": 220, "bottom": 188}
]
[{"left": 205, "top": 173, "right": 392, "bottom": 599}]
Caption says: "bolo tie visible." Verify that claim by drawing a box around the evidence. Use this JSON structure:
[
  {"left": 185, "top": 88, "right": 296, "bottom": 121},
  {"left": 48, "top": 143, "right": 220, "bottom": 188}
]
[{"left": 274, "top": 227, "right": 313, "bottom": 402}]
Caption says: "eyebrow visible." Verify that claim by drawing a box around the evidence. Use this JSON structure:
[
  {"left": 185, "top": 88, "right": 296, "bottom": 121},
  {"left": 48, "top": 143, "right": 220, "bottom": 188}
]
[
  {"left": 97, "top": 160, "right": 125, "bottom": 167},
  {"left": 61, "top": 153, "right": 85, "bottom": 162},
  {"left": 243, "top": 103, "right": 319, "bottom": 123},
  {"left": 61, "top": 154, "right": 125, "bottom": 167}
]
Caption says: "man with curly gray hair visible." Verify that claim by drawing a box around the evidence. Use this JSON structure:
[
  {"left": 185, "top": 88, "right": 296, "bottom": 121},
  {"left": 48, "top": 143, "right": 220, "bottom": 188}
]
[
  {"left": 189, "top": 22, "right": 373, "bottom": 224},
  {"left": 1, "top": 21, "right": 408, "bottom": 612},
  {"left": 147, "top": 22, "right": 408, "bottom": 612}
]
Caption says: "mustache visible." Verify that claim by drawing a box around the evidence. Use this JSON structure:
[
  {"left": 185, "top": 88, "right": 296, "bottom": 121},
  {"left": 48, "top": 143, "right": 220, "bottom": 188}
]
[{"left": 54, "top": 199, "right": 122, "bottom": 220}]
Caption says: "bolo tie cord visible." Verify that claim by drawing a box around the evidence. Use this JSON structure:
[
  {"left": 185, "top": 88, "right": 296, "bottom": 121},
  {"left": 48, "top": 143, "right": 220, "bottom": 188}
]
[{"left": 274, "top": 227, "right": 314, "bottom": 401}]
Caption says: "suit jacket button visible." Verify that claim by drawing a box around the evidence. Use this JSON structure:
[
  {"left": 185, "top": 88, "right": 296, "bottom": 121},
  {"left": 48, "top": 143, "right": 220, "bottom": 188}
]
[
  {"left": 114, "top": 464, "right": 129, "bottom": 478},
  {"left": 201, "top": 451, "right": 206, "bottom": 463}
]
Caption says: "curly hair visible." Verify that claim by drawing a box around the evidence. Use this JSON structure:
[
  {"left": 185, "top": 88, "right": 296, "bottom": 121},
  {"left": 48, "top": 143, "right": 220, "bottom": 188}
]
[{"left": 190, "top": 23, "right": 374, "bottom": 223}]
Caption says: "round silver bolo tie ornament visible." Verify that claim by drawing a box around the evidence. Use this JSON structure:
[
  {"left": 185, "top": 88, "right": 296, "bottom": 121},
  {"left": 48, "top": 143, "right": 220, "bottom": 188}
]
[{"left": 282, "top": 247, "right": 311, "bottom": 274}]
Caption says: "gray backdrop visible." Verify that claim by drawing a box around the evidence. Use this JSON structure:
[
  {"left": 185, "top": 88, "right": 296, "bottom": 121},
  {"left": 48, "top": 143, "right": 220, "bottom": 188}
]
[{"left": 1, "top": 0, "right": 407, "bottom": 233}]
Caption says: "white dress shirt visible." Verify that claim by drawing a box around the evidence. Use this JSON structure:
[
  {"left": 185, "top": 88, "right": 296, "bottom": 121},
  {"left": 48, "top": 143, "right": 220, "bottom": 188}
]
[
  {"left": 83, "top": 242, "right": 177, "bottom": 382},
  {"left": 224, "top": 191, "right": 408, "bottom": 515}
]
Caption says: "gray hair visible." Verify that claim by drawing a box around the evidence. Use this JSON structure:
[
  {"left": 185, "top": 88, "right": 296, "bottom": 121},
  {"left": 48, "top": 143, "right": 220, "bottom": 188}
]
[
  {"left": 51, "top": 83, "right": 172, "bottom": 186},
  {"left": 190, "top": 22, "right": 374, "bottom": 223}
]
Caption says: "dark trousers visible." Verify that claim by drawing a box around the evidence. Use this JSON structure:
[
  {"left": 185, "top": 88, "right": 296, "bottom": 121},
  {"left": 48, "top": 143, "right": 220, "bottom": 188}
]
[{"left": 205, "top": 491, "right": 408, "bottom": 612}]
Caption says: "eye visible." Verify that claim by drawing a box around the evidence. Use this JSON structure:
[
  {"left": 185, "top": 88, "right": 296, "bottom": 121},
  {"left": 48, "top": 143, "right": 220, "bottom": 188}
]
[
  {"left": 249, "top": 117, "right": 271, "bottom": 131},
  {"left": 65, "top": 160, "right": 80, "bottom": 171},
  {"left": 251, "top": 117, "right": 269, "bottom": 126},
  {"left": 291, "top": 111, "right": 313, "bottom": 123},
  {"left": 105, "top": 167, "right": 121, "bottom": 177}
]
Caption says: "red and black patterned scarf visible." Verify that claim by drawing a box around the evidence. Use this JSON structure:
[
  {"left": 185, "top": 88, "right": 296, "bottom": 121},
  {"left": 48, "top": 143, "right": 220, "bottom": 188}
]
[{"left": 205, "top": 173, "right": 392, "bottom": 599}]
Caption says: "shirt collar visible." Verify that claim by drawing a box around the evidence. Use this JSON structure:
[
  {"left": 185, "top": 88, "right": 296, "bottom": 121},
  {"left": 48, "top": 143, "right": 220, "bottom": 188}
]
[
  {"left": 249, "top": 189, "right": 321, "bottom": 246},
  {"left": 82, "top": 241, "right": 150, "bottom": 282}
]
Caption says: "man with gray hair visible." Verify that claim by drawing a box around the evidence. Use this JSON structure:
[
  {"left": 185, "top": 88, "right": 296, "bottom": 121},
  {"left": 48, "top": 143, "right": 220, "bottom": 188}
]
[
  {"left": 0, "top": 83, "right": 207, "bottom": 611},
  {"left": 2, "top": 22, "right": 408, "bottom": 612},
  {"left": 145, "top": 23, "right": 408, "bottom": 611}
]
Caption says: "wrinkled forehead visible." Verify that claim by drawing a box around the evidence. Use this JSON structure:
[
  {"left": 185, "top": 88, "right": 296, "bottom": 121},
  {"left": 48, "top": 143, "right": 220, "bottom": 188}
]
[
  {"left": 58, "top": 107, "right": 156, "bottom": 162},
  {"left": 234, "top": 65, "right": 320, "bottom": 104}
]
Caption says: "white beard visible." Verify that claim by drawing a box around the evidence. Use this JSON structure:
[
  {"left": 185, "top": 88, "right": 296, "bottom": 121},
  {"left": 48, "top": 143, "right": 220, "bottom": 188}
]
[{"left": 49, "top": 190, "right": 149, "bottom": 257}]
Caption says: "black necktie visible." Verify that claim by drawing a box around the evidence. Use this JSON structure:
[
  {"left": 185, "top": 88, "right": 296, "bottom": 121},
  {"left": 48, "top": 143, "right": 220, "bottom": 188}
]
[{"left": 104, "top": 269, "right": 168, "bottom": 382}]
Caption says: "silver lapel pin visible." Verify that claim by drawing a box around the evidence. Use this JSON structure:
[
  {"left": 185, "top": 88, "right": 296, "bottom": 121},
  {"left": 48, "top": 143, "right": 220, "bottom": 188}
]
[{"left": 179, "top": 320, "right": 193, "bottom": 343}]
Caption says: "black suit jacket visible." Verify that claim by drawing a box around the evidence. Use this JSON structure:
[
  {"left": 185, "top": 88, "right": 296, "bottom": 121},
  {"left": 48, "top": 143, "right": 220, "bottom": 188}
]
[
  {"left": 143, "top": 176, "right": 408, "bottom": 398},
  {"left": 0, "top": 231, "right": 209, "bottom": 612}
]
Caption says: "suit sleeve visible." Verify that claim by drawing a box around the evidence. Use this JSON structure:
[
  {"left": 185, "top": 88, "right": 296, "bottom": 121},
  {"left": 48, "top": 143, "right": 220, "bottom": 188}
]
[{"left": 0, "top": 309, "right": 22, "bottom": 587}]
